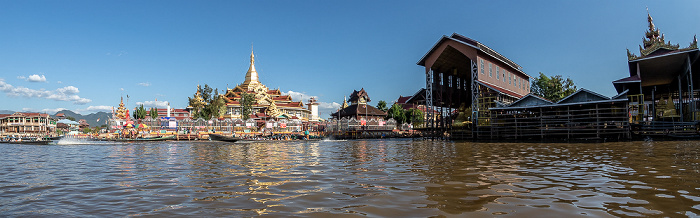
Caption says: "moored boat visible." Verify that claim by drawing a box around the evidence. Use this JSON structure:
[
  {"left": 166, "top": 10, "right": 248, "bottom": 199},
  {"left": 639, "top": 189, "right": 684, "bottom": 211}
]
[
  {"left": 208, "top": 134, "right": 239, "bottom": 143},
  {"left": 101, "top": 135, "right": 176, "bottom": 142}
]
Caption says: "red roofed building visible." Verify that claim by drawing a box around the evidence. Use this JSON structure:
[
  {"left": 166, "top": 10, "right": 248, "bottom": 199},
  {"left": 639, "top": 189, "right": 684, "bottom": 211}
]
[
  {"left": 417, "top": 33, "right": 532, "bottom": 128},
  {"left": 146, "top": 108, "right": 191, "bottom": 120},
  {"left": 331, "top": 88, "right": 387, "bottom": 120},
  {"left": 0, "top": 112, "right": 56, "bottom": 134}
]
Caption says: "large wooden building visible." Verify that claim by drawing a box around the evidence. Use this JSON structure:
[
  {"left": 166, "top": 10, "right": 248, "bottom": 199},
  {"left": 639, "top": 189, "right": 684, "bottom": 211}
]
[{"left": 417, "top": 33, "right": 532, "bottom": 135}]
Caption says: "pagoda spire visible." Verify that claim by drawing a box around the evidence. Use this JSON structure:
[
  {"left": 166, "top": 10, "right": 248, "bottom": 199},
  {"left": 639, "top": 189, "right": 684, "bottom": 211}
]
[
  {"left": 341, "top": 96, "right": 348, "bottom": 108},
  {"left": 243, "top": 47, "right": 260, "bottom": 89}
]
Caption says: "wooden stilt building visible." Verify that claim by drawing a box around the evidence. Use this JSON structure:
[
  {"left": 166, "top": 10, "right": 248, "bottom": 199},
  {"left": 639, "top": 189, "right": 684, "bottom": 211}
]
[{"left": 614, "top": 12, "right": 700, "bottom": 138}]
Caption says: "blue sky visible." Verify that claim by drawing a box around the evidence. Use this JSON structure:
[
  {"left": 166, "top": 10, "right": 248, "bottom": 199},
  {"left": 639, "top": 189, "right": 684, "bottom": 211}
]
[{"left": 1, "top": 1, "right": 699, "bottom": 118}]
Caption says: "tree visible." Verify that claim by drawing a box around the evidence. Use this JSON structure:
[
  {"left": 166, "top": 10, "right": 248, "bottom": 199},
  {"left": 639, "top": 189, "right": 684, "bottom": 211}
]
[
  {"left": 66, "top": 116, "right": 76, "bottom": 121},
  {"left": 240, "top": 92, "right": 256, "bottom": 120},
  {"left": 133, "top": 104, "right": 147, "bottom": 120},
  {"left": 531, "top": 72, "right": 577, "bottom": 102},
  {"left": 149, "top": 107, "right": 159, "bottom": 119},
  {"left": 388, "top": 103, "right": 406, "bottom": 124},
  {"left": 405, "top": 108, "right": 424, "bottom": 126},
  {"left": 377, "top": 100, "right": 388, "bottom": 112},
  {"left": 188, "top": 84, "right": 228, "bottom": 119}
]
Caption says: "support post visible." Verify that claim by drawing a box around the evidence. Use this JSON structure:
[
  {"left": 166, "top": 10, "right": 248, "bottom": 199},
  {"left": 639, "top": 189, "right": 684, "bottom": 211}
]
[
  {"left": 426, "top": 69, "right": 434, "bottom": 139},
  {"left": 689, "top": 56, "right": 695, "bottom": 121},
  {"left": 679, "top": 75, "right": 684, "bottom": 122}
]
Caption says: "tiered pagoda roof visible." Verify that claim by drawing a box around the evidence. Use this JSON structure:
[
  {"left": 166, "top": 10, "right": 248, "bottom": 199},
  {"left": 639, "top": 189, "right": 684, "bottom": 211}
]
[
  {"left": 627, "top": 12, "right": 698, "bottom": 61},
  {"left": 222, "top": 50, "right": 307, "bottom": 118}
]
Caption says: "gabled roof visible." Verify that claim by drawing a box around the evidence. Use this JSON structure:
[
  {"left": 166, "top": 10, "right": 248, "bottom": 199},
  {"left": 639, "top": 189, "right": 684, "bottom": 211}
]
[
  {"left": 405, "top": 88, "right": 426, "bottom": 105},
  {"left": 556, "top": 88, "right": 609, "bottom": 104},
  {"left": 612, "top": 89, "right": 629, "bottom": 100},
  {"left": 396, "top": 96, "right": 411, "bottom": 104},
  {"left": 348, "top": 88, "right": 370, "bottom": 103},
  {"left": 612, "top": 75, "right": 641, "bottom": 83},
  {"left": 417, "top": 33, "right": 529, "bottom": 78},
  {"left": 330, "top": 104, "right": 387, "bottom": 117},
  {"left": 507, "top": 94, "right": 553, "bottom": 108}
]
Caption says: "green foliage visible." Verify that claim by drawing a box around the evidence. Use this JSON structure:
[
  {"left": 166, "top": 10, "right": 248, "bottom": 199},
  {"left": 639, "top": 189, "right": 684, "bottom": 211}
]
[
  {"left": 188, "top": 84, "right": 227, "bottom": 119},
  {"left": 405, "top": 108, "right": 424, "bottom": 126},
  {"left": 240, "top": 92, "right": 256, "bottom": 120},
  {"left": 65, "top": 116, "right": 76, "bottom": 121},
  {"left": 377, "top": 100, "right": 388, "bottom": 112},
  {"left": 149, "top": 107, "right": 159, "bottom": 119},
  {"left": 531, "top": 72, "right": 577, "bottom": 102},
  {"left": 388, "top": 103, "right": 406, "bottom": 124},
  {"left": 133, "top": 104, "right": 147, "bottom": 120}
]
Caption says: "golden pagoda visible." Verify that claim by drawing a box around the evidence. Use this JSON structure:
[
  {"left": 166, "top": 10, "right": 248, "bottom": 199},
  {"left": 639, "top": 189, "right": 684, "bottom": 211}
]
[
  {"left": 114, "top": 97, "right": 129, "bottom": 120},
  {"left": 221, "top": 49, "right": 312, "bottom": 121}
]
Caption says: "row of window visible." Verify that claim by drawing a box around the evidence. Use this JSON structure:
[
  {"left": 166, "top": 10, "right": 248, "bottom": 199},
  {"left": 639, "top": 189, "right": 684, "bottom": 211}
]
[
  {"left": 480, "top": 59, "right": 530, "bottom": 92},
  {"left": 226, "top": 107, "right": 310, "bottom": 118},
  {"left": 0, "top": 117, "right": 49, "bottom": 123}
]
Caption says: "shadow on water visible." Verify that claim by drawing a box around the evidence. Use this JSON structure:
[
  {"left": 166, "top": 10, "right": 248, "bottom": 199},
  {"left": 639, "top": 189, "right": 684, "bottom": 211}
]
[{"left": 1, "top": 139, "right": 699, "bottom": 217}]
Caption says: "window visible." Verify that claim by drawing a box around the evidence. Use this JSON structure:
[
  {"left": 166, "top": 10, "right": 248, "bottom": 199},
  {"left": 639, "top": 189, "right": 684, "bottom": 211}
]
[
  {"left": 509, "top": 73, "right": 512, "bottom": 85},
  {"left": 496, "top": 66, "right": 500, "bottom": 80},
  {"left": 480, "top": 59, "right": 484, "bottom": 74},
  {"left": 488, "top": 63, "right": 492, "bottom": 77},
  {"left": 502, "top": 72, "right": 505, "bottom": 82}
]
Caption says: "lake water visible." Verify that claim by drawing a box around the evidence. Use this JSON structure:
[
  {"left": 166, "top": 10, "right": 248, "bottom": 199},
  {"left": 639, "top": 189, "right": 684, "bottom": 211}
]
[{"left": 1, "top": 139, "right": 699, "bottom": 217}]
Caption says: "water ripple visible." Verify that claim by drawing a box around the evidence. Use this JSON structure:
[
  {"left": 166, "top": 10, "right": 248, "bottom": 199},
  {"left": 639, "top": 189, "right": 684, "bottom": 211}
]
[{"left": 1, "top": 140, "right": 700, "bottom": 216}]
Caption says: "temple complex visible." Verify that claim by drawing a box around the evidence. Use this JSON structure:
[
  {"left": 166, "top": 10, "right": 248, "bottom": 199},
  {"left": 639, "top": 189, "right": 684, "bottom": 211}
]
[
  {"left": 331, "top": 88, "right": 387, "bottom": 120},
  {"left": 613, "top": 12, "right": 699, "bottom": 124},
  {"left": 108, "top": 97, "right": 132, "bottom": 130},
  {"left": 219, "top": 50, "right": 314, "bottom": 121}
]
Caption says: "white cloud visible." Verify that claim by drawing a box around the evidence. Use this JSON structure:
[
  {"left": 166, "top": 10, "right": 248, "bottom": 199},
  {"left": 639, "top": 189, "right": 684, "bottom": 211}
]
[
  {"left": 57, "top": 81, "right": 62, "bottom": 84},
  {"left": 86, "top": 105, "right": 113, "bottom": 112},
  {"left": 0, "top": 79, "right": 92, "bottom": 105},
  {"left": 319, "top": 101, "right": 341, "bottom": 109},
  {"left": 284, "top": 90, "right": 340, "bottom": 109},
  {"left": 120, "top": 88, "right": 124, "bottom": 91},
  {"left": 41, "top": 108, "right": 68, "bottom": 114},
  {"left": 17, "top": 76, "right": 26, "bottom": 80},
  {"left": 138, "top": 82, "right": 151, "bottom": 87},
  {"left": 135, "top": 100, "right": 170, "bottom": 108},
  {"left": 22, "top": 107, "right": 34, "bottom": 112},
  {"left": 283, "top": 90, "right": 343, "bottom": 119},
  {"left": 27, "top": 74, "right": 47, "bottom": 82}
]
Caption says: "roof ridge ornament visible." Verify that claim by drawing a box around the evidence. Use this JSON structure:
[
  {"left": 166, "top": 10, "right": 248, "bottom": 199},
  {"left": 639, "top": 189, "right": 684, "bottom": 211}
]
[{"left": 628, "top": 11, "right": 692, "bottom": 61}]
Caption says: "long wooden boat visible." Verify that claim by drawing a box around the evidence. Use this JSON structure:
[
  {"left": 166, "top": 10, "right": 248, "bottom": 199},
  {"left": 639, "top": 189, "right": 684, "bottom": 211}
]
[
  {"left": 102, "top": 135, "right": 176, "bottom": 142},
  {"left": 0, "top": 140, "right": 52, "bottom": 145},
  {"left": 208, "top": 134, "right": 239, "bottom": 143}
]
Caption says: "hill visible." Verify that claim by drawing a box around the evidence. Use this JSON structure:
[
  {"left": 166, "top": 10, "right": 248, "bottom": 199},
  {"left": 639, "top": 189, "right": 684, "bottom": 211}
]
[{"left": 55, "top": 110, "right": 112, "bottom": 127}]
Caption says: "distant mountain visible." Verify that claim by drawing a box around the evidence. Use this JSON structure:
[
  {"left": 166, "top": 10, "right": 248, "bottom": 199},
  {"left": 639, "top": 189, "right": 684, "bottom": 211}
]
[
  {"left": 0, "top": 109, "right": 111, "bottom": 127},
  {"left": 55, "top": 110, "right": 112, "bottom": 127}
]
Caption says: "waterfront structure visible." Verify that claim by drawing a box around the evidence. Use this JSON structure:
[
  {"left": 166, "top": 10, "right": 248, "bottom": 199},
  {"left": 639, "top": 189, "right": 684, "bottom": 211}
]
[
  {"left": 0, "top": 112, "right": 56, "bottom": 135},
  {"left": 490, "top": 89, "right": 630, "bottom": 140},
  {"left": 331, "top": 88, "right": 387, "bottom": 121},
  {"left": 328, "top": 88, "right": 394, "bottom": 135},
  {"left": 395, "top": 89, "right": 438, "bottom": 128},
  {"left": 417, "top": 33, "right": 532, "bottom": 137},
  {"left": 217, "top": 50, "right": 313, "bottom": 121},
  {"left": 613, "top": 12, "right": 699, "bottom": 126},
  {"left": 107, "top": 97, "right": 132, "bottom": 130}
]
